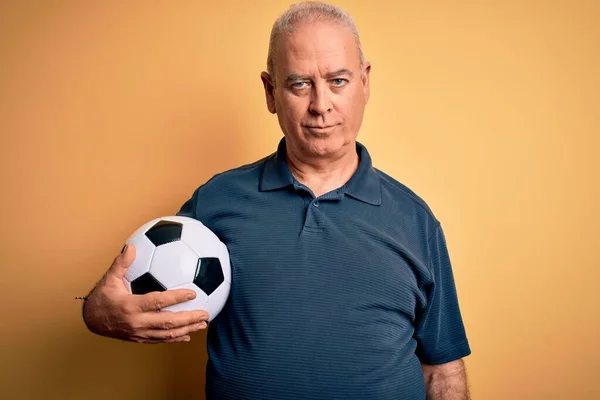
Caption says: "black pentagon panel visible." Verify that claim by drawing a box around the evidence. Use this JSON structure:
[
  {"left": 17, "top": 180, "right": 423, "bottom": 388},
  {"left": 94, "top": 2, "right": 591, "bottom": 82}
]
[
  {"left": 145, "top": 220, "right": 183, "bottom": 246},
  {"left": 193, "top": 257, "right": 224, "bottom": 295},
  {"left": 131, "top": 272, "right": 166, "bottom": 295}
]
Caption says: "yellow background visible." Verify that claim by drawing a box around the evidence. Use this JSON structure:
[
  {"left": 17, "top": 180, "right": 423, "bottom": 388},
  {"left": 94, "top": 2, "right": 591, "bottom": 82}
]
[{"left": 1, "top": 1, "right": 598, "bottom": 399}]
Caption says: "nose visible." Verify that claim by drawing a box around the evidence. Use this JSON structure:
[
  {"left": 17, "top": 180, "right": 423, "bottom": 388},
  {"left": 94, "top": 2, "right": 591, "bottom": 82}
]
[{"left": 309, "top": 84, "right": 332, "bottom": 115}]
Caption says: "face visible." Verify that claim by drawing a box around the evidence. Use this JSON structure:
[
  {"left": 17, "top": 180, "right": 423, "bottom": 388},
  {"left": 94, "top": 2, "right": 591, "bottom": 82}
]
[{"left": 261, "top": 20, "right": 371, "bottom": 160}]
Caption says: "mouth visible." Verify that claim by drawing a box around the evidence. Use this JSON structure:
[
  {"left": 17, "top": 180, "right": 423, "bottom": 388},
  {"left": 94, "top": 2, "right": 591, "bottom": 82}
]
[{"left": 303, "top": 124, "right": 338, "bottom": 133}]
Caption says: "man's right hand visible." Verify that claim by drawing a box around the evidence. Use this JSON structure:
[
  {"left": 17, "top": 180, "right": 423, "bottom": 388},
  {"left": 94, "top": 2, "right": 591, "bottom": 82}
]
[{"left": 82, "top": 244, "right": 210, "bottom": 343}]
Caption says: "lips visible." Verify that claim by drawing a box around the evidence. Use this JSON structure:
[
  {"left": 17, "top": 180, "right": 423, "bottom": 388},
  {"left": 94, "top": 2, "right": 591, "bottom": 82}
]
[
  {"left": 304, "top": 124, "right": 338, "bottom": 130},
  {"left": 304, "top": 125, "right": 337, "bottom": 135}
]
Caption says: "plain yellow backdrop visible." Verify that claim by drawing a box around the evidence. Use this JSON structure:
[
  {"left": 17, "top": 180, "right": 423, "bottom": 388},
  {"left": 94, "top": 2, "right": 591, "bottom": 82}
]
[{"left": 1, "top": 1, "right": 598, "bottom": 399}]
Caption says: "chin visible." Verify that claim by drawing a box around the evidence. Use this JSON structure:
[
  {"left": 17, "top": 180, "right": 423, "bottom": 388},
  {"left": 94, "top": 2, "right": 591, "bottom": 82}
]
[{"left": 303, "top": 135, "right": 352, "bottom": 158}]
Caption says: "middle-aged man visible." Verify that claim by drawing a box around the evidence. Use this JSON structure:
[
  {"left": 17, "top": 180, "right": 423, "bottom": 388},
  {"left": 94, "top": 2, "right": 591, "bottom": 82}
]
[{"left": 83, "top": 2, "right": 472, "bottom": 399}]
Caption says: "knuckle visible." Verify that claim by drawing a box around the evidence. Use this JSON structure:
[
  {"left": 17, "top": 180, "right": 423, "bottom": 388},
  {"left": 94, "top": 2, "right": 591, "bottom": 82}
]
[
  {"left": 153, "top": 299, "right": 165, "bottom": 310},
  {"left": 162, "top": 319, "right": 175, "bottom": 330},
  {"left": 164, "top": 331, "right": 175, "bottom": 340},
  {"left": 121, "top": 296, "right": 138, "bottom": 313},
  {"left": 127, "top": 319, "right": 142, "bottom": 332},
  {"left": 112, "top": 256, "right": 122, "bottom": 268},
  {"left": 122, "top": 303, "right": 136, "bottom": 315}
]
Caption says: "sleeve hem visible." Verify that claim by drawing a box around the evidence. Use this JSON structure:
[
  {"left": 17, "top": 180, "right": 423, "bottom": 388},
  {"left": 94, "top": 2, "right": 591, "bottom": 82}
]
[{"left": 417, "top": 340, "right": 472, "bottom": 365}]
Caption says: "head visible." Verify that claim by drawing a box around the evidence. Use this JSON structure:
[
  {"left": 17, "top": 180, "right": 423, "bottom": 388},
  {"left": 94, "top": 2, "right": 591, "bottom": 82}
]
[{"left": 261, "top": 1, "right": 371, "bottom": 161}]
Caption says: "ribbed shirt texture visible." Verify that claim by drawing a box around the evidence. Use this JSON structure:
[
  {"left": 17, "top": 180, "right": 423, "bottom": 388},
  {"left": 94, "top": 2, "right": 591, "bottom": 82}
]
[{"left": 177, "top": 138, "right": 471, "bottom": 400}]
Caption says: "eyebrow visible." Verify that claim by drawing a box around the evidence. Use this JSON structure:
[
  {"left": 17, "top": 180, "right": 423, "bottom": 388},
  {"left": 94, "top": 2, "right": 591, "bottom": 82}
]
[{"left": 285, "top": 68, "right": 354, "bottom": 83}]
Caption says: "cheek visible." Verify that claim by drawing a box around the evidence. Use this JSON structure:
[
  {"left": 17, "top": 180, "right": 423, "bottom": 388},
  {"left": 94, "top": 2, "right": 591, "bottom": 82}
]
[
  {"left": 281, "top": 97, "right": 306, "bottom": 125},
  {"left": 335, "top": 96, "right": 357, "bottom": 121},
  {"left": 336, "top": 94, "right": 365, "bottom": 132}
]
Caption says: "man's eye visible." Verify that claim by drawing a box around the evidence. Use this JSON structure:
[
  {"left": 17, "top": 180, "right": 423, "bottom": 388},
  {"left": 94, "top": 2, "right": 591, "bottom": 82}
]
[
  {"left": 292, "top": 82, "right": 309, "bottom": 89},
  {"left": 332, "top": 79, "right": 346, "bottom": 86}
]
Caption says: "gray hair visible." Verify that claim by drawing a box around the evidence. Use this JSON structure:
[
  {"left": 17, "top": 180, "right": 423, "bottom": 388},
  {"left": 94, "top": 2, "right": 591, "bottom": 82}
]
[{"left": 266, "top": 1, "right": 366, "bottom": 83}]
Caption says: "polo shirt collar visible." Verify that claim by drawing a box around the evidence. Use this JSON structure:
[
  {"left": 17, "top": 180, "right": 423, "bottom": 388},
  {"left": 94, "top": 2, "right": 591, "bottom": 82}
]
[
  {"left": 259, "top": 138, "right": 382, "bottom": 206},
  {"left": 259, "top": 138, "right": 295, "bottom": 191},
  {"left": 344, "top": 141, "right": 382, "bottom": 206}
]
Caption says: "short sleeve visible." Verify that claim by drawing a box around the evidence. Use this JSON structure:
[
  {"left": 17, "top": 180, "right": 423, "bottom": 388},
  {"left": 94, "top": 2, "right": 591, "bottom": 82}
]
[
  {"left": 176, "top": 187, "right": 199, "bottom": 218},
  {"left": 414, "top": 224, "right": 471, "bottom": 365}
]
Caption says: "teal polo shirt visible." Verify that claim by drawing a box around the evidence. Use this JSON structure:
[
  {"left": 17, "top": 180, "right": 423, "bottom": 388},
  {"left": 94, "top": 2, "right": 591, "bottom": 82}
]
[{"left": 177, "top": 138, "right": 471, "bottom": 400}]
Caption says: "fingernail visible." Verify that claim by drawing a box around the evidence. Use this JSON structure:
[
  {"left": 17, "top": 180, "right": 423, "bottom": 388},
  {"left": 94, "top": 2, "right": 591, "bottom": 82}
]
[
  {"left": 196, "top": 323, "right": 206, "bottom": 330},
  {"left": 184, "top": 336, "right": 191, "bottom": 342},
  {"left": 186, "top": 292, "right": 195, "bottom": 300}
]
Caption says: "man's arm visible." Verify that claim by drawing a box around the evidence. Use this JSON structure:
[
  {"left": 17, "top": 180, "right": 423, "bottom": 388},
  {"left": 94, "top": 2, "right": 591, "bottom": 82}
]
[{"left": 421, "top": 359, "right": 470, "bottom": 400}]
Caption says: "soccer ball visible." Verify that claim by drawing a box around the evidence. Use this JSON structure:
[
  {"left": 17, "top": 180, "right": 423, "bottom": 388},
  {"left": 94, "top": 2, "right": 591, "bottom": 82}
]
[{"left": 122, "top": 216, "right": 231, "bottom": 321}]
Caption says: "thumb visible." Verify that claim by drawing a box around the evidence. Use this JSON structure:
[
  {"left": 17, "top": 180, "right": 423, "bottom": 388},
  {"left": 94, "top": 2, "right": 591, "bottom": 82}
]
[{"left": 109, "top": 243, "right": 137, "bottom": 279}]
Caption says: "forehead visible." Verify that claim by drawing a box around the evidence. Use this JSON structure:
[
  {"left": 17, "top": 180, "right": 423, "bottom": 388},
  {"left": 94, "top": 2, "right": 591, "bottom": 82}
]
[{"left": 275, "top": 20, "right": 359, "bottom": 76}]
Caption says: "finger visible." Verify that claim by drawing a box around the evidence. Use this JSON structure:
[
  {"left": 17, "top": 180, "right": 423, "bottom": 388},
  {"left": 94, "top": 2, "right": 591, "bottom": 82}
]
[
  {"left": 143, "top": 309, "right": 210, "bottom": 330},
  {"left": 131, "top": 335, "right": 192, "bottom": 344},
  {"left": 164, "top": 335, "right": 191, "bottom": 343},
  {"left": 131, "top": 337, "right": 165, "bottom": 344},
  {"left": 137, "top": 288, "right": 198, "bottom": 312},
  {"left": 108, "top": 243, "right": 137, "bottom": 279},
  {"left": 138, "top": 322, "right": 207, "bottom": 341}
]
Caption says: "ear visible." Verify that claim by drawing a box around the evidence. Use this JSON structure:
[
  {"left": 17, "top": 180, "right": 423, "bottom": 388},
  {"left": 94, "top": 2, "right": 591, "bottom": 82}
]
[
  {"left": 361, "top": 61, "right": 371, "bottom": 104},
  {"left": 261, "top": 71, "right": 277, "bottom": 114}
]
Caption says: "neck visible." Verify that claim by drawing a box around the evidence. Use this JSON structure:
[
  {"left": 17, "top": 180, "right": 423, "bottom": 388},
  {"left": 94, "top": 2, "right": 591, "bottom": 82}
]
[{"left": 286, "top": 142, "right": 359, "bottom": 198}]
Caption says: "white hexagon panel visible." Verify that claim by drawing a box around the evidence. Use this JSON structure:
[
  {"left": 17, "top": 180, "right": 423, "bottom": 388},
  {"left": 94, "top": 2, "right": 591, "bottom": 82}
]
[{"left": 120, "top": 216, "right": 231, "bottom": 320}]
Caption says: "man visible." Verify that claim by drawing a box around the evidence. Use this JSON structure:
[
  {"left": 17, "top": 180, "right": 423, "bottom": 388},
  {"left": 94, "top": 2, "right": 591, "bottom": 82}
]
[{"left": 83, "top": 2, "right": 471, "bottom": 399}]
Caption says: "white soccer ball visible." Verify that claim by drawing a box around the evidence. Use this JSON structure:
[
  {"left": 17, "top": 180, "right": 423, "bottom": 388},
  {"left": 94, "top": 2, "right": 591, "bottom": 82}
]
[{"left": 122, "top": 215, "right": 231, "bottom": 321}]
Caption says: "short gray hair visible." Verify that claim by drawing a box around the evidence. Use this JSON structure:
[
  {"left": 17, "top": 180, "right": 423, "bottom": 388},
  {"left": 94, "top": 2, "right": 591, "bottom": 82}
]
[{"left": 266, "top": 1, "right": 366, "bottom": 83}]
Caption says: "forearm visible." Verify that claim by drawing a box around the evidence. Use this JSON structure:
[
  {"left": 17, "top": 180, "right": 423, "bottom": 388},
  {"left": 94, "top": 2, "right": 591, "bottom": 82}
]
[{"left": 423, "top": 359, "right": 470, "bottom": 400}]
